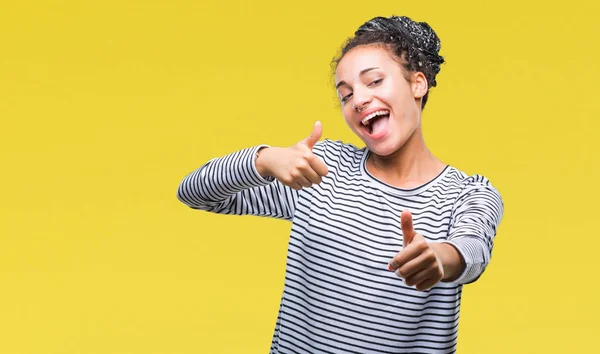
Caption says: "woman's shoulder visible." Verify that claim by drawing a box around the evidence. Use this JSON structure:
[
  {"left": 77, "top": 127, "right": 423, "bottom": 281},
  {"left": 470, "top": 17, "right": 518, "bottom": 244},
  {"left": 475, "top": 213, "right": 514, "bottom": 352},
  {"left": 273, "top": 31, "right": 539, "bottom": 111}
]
[
  {"left": 312, "top": 138, "right": 365, "bottom": 164},
  {"left": 444, "top": 166, "right": 503, "bottom": 201},
  {"left": 314, "top": 138, "right": 363, "bottom": 152},
  {"left": 445, "top": 166, "right": 495, "bottom": 187}
]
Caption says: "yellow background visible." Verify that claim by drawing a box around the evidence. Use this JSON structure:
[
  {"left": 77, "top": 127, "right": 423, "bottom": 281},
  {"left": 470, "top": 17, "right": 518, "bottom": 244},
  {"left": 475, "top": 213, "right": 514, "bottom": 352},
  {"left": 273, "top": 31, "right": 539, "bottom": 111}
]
[{"left": 1, "top": 0, "right": 598, "bottom": 353}]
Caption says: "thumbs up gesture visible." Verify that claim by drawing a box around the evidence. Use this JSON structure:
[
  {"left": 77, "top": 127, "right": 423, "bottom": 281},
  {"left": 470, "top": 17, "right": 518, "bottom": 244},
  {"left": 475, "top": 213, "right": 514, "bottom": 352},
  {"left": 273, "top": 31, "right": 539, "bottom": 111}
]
[
  {"left": 388, "top": 210, "right": 445, "bottom": 291},
  {"left": 255, "top": 121, "right": 329, "bottom": 190}
]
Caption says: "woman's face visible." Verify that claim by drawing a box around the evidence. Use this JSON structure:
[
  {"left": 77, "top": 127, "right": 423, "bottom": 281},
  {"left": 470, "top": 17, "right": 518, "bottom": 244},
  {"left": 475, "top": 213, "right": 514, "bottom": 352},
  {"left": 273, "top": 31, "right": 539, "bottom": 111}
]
[{"left": 335, "top": 45, "right": 427, "bottom": 156}]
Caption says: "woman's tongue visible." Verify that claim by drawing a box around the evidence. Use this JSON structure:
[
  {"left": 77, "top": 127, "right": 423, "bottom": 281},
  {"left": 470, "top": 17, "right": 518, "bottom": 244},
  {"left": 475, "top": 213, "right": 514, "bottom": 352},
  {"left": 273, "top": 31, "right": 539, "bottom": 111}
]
[{"left": 369, "top": 115, "right": 389, "bottom": 136}]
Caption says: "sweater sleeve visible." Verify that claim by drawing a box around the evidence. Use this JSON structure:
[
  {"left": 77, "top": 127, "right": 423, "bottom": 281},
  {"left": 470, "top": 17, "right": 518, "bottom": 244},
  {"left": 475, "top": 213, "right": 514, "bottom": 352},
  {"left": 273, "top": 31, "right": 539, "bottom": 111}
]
[
  {"left": 176, "top": 145, "right": 299, "bottom": 220},
  {"left": 442, "top": 176, "right": 504, "bottom": 285}
]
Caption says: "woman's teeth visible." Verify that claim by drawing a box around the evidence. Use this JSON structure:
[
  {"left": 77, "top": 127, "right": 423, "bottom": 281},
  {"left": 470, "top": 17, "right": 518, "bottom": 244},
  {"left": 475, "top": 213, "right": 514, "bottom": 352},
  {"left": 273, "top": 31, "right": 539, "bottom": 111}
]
[{"left": 361, "top": 110, "right": 390, "bottom": 125}]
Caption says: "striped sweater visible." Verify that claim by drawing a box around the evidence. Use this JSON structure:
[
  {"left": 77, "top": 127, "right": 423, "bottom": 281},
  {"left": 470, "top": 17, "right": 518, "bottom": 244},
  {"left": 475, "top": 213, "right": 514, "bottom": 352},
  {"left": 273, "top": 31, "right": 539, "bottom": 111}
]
[{"left": 177, "top": 139, "right": 504, "bottom": 353}]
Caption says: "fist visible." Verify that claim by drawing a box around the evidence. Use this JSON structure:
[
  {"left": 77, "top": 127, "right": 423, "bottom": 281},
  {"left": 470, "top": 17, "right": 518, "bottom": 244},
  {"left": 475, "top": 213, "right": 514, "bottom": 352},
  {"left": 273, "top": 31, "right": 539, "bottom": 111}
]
[
  {"left": 256, "top": 121, "right": 329, "bottom": 190},
  {"left": 388, "top": 210, "right": 444, "bottom": 291}
]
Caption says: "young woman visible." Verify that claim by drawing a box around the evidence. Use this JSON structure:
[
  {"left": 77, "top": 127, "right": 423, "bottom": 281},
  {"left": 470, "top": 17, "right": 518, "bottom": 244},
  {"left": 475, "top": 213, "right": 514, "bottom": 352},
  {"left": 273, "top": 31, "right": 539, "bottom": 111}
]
[{"left": 177, "top": 15, "right": 503, "bottom": 354}]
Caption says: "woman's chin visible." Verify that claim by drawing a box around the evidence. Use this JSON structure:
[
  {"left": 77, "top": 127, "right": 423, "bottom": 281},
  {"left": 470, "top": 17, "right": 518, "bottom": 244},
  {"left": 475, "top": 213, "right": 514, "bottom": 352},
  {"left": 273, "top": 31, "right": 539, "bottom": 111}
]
[{"left": 365, "top": 141, "right": 399, "bottom": 157}]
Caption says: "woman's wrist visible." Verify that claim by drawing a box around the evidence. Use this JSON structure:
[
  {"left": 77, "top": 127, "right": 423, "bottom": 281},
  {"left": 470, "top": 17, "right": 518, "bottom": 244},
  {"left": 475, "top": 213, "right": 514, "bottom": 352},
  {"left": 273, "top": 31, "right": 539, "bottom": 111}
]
[
  {"left": 429, "top": 242, "right": 466, "bottom": 282},
  {"left": 255, "top": 147, "right": 271, "bottom": 178}
]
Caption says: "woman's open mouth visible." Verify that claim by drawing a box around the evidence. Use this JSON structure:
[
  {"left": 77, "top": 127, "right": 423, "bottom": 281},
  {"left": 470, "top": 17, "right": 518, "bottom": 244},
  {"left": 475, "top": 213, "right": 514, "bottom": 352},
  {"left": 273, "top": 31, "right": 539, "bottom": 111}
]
[{"left": 361, "top": 109, "right": 390, "bottom": 139}]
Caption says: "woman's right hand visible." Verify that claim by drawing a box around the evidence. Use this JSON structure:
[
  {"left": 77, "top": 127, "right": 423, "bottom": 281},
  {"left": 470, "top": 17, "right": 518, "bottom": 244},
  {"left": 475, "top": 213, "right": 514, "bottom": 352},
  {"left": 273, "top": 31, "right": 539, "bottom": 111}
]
[{"left": 255, "top": 121, "right": 329, "bottom": 190}]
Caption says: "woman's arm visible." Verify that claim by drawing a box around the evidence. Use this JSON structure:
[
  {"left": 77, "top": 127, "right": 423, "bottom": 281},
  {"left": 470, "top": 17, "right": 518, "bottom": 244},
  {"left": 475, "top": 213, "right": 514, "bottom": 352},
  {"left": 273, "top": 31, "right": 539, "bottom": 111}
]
[
  {"left": 388, "top": 180, "right": 503, "bottom": 290},
  {"left": 177, "top": 145, "right": 299, "bottom": 220},
  {"left": 441, "top": 177, "right": 504, "bottom": 284},
  {"left": 177, "top": 123, "right": 329, "bottom": 220}
]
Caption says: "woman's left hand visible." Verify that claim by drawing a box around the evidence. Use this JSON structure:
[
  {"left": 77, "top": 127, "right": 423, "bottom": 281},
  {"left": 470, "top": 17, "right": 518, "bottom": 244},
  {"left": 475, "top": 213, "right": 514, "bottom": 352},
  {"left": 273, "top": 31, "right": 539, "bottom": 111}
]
[{"left": 388, "top": 210, "right": 445, "bottom": 291}]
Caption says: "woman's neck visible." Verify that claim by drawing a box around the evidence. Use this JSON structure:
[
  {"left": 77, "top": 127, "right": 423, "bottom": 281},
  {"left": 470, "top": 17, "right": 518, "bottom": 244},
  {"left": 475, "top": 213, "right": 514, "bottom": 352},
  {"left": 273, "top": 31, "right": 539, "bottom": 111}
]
[{"left": 366, "top": 127, "right": 446, "bottom": 189}]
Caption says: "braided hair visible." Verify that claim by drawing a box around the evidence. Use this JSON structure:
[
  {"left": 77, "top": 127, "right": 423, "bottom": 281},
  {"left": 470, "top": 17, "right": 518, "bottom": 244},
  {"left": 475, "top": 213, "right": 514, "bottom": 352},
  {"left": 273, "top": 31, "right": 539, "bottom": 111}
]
[{"left": 332, "top": 16, "right": 445, "bottom": 109}]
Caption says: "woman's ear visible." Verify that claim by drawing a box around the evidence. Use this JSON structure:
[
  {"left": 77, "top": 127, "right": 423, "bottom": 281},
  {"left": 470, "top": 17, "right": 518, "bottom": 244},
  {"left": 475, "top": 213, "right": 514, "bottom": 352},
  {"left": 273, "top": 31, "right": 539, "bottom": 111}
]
[{"left": 411, "top": 72, "right": 428, "bottom": 99}]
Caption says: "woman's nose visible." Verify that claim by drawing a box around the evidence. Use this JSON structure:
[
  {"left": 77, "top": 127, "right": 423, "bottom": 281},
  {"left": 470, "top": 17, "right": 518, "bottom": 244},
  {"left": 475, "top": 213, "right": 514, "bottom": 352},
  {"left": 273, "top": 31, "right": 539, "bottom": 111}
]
[{"left": 352, "top": 89, "right": 372, "bottom": 112}]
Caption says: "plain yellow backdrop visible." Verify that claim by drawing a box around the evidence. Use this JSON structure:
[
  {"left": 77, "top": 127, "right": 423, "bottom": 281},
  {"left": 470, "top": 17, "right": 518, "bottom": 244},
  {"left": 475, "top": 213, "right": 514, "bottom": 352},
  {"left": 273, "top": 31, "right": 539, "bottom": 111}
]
[{"left": 1, "top": 0, "right": 598, "bottom": 353}]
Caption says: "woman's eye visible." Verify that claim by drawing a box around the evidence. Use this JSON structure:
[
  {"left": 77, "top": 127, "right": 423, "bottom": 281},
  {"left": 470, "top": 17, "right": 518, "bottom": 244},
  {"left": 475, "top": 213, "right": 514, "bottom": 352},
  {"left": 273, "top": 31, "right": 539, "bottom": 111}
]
[
  {"left": 341, "top": 93, "right": 353, "bottom": 103},
  {"left": 368, "top": 79, "right": 383, "bottom": 87}
]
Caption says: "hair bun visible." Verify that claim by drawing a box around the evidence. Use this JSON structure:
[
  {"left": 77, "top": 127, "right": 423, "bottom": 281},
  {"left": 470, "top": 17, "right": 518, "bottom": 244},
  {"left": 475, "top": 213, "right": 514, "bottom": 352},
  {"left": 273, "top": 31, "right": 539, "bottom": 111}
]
[
  {"left": 356, "top": 16, "right": 441, "bottom": 55},
  {"left": 391, "top": 16, "right": 441, "bottom": 56},
  {"left": 356, "top": 16, "right": 444, "bottom": 78}
]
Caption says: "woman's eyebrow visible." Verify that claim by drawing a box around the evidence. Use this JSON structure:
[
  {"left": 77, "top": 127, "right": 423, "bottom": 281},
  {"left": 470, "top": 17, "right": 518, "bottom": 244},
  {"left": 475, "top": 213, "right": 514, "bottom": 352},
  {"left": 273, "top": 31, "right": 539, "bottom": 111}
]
[{"left": 335, "top": 67, "right": 380, "bottom": 89}]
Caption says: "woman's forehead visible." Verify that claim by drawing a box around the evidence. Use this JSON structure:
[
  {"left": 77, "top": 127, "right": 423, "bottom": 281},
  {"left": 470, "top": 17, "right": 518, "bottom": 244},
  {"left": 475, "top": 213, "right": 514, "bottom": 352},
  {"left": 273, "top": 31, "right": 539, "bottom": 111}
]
[{"left": 335, "top": 46, "right": 395, "bottom": 81}]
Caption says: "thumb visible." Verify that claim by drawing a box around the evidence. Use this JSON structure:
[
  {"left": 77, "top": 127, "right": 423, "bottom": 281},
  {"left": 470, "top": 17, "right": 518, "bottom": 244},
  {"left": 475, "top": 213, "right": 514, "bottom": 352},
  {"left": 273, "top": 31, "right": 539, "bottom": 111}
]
[
  {"left": 302, "top": 121, "right": 322, "bottom": 149},
  {"left": 401, "top": 209, "right": 415, "bottom": 248}
]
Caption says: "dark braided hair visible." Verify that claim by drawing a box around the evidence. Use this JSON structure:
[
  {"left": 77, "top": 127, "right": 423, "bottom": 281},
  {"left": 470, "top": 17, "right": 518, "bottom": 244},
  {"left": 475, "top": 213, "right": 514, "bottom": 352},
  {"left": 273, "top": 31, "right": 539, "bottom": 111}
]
[{"left": 332, "top": 16, "right": 445, "bottom": 109}]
